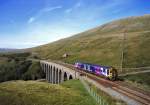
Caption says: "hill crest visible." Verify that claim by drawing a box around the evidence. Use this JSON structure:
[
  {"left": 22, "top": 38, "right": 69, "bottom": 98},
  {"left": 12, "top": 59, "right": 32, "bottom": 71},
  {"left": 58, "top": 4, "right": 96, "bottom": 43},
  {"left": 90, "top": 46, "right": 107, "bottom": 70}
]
[{"left": 30, "top": 14, "right": 150, "bottom": 70}]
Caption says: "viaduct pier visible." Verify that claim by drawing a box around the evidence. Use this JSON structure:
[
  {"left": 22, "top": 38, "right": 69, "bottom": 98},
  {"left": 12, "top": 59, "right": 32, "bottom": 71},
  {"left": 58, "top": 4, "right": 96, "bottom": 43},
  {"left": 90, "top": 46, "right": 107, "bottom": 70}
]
[{"left": 40, "top": 60, "right": 79, "bottom": 84}]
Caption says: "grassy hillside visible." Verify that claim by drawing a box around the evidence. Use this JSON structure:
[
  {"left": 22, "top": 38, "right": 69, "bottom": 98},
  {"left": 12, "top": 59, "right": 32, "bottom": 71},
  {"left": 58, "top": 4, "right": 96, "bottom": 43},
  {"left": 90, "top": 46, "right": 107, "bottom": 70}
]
[
  {"left": 120, "top": 72, "right": 150, "bottom": 92},
  {"left": 31, "top": 15, "right": 150, "bottom": 72},
  {"left": 0, "top": 80, "right": 98, "bottom": 105}
]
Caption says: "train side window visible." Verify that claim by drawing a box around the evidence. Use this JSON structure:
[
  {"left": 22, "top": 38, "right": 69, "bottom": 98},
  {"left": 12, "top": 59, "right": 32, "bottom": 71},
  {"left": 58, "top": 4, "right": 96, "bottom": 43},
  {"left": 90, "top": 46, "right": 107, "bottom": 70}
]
[
  {"left": 81, "top": 65, "right": 84, "bottom": 68},
  {"left": 107, "top": 69, "right": 109, "bottom": 75},
  {"left": 86, "top": 65, "right": 88, "bottom": 70},
  {"left": 91, "top": 66, "right": 95, "bottom": 72},
  {"left": 103, "top": 69, "right": 105, "bottom": 73},
  {"left": 90, "top": 66, "right": 92, "bottom": 71}
]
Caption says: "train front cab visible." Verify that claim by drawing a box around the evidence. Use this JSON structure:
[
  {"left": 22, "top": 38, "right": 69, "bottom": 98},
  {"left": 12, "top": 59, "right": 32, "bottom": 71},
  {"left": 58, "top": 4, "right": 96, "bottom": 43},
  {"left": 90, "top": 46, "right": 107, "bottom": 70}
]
[{"left": 107, "top": 67, "right": 118, "bottom": 81}]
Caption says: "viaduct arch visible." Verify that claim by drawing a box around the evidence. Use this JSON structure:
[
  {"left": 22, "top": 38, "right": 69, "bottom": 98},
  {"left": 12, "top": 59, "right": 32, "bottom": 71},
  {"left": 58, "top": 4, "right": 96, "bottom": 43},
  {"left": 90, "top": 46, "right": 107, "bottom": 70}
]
[{"left": 40, "top": 60, "right": 78, "bottom": 84}]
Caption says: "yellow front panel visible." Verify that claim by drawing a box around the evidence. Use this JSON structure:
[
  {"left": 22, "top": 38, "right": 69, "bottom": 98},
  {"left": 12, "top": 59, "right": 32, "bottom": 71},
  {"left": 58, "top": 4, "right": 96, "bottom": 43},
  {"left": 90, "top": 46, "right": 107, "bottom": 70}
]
[{"left": 108, "top": 68, "right": 113, "bottom": 78}]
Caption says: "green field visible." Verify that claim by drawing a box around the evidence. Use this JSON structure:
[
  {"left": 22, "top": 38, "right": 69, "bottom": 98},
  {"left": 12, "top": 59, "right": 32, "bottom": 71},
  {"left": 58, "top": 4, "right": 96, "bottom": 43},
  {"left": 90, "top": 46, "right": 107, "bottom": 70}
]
[
  {"left": 0, "top": 80, "right": 98, "bottom": 105},
  {"left": 30, "top": 15, "right": 150, "bottom": 73}
]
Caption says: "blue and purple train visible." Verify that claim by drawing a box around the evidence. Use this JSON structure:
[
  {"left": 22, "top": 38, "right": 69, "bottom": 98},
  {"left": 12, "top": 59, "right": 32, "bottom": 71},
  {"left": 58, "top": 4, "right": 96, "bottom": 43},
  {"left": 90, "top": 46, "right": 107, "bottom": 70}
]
[{"left": 74, "top": 62, "right": 118, "bottom": 80}]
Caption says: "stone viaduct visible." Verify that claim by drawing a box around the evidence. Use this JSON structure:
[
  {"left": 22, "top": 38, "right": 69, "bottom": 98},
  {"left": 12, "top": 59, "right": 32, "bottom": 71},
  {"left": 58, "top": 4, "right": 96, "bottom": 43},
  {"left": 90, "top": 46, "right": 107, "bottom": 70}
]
[{"left": 40, "top": 60, "right": 79, "bottom": 84}]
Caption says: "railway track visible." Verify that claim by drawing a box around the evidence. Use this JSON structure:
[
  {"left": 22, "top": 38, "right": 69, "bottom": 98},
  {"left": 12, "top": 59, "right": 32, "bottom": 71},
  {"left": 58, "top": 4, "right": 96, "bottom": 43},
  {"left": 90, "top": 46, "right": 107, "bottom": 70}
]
[
  {"left": 54, "top": 61, "right": 150, "bottom": 105},
  {"left": 86, "top": 73, "right": 150, "bottom": 105}
]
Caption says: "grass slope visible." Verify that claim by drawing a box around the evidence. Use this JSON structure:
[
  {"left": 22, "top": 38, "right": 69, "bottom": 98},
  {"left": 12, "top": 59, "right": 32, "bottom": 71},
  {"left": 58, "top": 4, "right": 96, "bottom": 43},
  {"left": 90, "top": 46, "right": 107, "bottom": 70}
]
[
  {"left": 120, "top": 72, "right": 150, "bottom": 91},
  {"left": 31, "top": 15, "right": 150, "bottom": 72},
  {"left": 0, "top": 80, "right": 98, "bottom": 105}
]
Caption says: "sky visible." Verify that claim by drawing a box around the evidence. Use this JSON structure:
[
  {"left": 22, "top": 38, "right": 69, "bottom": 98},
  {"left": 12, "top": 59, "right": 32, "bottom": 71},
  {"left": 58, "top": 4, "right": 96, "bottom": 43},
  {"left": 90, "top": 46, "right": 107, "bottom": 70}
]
[{"left": 0, "top": 0, "right": 149, "bottom": 49}]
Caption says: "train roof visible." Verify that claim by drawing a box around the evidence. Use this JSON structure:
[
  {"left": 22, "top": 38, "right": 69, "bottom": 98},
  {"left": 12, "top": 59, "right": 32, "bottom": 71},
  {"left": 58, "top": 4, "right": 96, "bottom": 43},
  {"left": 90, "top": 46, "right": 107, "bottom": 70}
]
[{"left": 75, "top": 62, "right": 111, "bottom": 68}]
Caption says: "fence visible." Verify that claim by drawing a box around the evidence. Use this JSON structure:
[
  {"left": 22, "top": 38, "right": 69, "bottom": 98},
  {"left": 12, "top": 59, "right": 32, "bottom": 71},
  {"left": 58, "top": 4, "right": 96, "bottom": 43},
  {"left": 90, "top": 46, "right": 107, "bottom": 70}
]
[{"left": 79, "top": 77, "right": 109, "bottom": 105}]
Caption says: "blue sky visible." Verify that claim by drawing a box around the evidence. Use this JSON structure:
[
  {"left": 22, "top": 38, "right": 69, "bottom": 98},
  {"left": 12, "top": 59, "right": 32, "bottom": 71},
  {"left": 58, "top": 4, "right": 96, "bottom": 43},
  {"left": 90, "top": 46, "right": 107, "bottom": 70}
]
[{"left": 0, "top": 0, "right": 149, "bottom": 48}]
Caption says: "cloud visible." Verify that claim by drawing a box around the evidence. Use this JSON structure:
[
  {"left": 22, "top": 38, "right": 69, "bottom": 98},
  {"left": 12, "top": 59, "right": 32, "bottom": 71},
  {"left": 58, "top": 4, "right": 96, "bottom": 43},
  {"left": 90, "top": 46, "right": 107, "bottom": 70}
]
[
  {"left": 65, "top": 8, "right": 73, "bottom": 13},
  {"left": 28, "top": 6, "right": 62, "bottom": 24},
  {"left": 42, "top": 6, "right": 62, "bottom": 12},
  {"left": 102, "top": 0, "right": 131, "bottom": 10},
  {"left": 65, "top": 1, "right": 82, "bottom": 13},
  {"left": 28, "top": 17, "right": 35, "bottom": 23},
  {"left": 2, "top": 22, "right": 80, "bottom": 48},
  {"left": 0, "top": 42, "right": 42, "bottom": 49},
  {"left": 75, "top": 2, "right": 81, "bottom": 8}
]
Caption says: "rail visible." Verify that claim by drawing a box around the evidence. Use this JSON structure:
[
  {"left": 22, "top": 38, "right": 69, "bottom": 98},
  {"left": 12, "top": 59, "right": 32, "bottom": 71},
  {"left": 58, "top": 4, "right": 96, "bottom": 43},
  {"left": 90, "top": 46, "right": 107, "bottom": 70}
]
[{"left": 53, "top": 60, "right": 150, "bottom": 105}]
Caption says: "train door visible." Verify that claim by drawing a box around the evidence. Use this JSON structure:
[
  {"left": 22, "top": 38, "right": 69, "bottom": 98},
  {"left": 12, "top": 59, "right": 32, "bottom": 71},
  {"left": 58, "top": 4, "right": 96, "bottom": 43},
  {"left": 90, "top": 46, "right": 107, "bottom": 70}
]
[
  {"left": 107, "top": 69, "right": 109, "bottom": 76},
  {"left": 84, "top": 64, "right": 86, "bottom": 70},
  {"left": 87, "top": 65, "right": 91, "bottom": 71},
  {"left": 109, "top": 68, "right": 113, "bottom": 79}
]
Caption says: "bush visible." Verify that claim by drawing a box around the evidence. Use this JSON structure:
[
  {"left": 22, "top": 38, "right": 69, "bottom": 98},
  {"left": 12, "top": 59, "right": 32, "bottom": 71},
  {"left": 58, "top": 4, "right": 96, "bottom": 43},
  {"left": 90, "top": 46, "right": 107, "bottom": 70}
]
[
  {"left": 22, "top": 62, "right": 45, "bottom": 80},
  {"left": 0, "top": 53, "right": 45, "bottom": 82}
]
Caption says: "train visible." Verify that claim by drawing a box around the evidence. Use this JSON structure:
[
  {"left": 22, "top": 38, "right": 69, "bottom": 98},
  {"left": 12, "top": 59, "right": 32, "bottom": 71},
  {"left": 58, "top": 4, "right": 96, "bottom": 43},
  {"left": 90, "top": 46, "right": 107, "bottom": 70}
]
[{"left": 74, "top": 62, "right": 118, "bottom": 80}]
